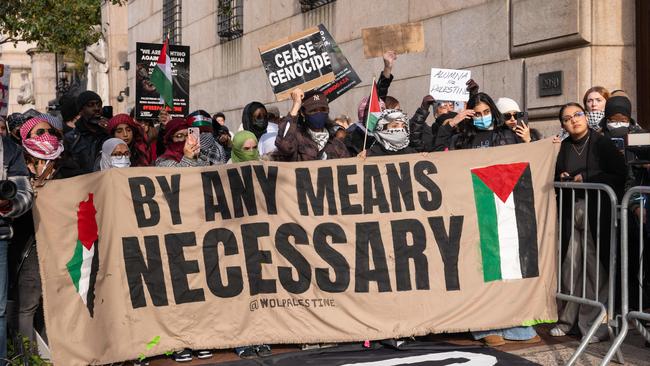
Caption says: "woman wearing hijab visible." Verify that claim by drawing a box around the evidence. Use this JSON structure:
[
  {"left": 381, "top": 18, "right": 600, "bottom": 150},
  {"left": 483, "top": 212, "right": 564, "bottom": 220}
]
[
  {"left": 107, "top": 114, "right": 152, "bottom": 167},
  {"left": 241, "top": 101, "right": 268, "bottom": 140},
  {"left": 99, "top": 138, "right": 131, "bottom": 170},
  {"left": 155, "top": 118, "right": 207, "bottom": 168},
  {"left": 228, "top": 131, "right": 260, "bottom": 163}
]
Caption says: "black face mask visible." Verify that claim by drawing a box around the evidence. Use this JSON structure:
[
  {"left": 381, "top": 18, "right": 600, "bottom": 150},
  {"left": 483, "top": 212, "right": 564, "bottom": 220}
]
[
  {"left": 252, "top": 118, "right": 268, "bottom": 132},
  {"left": 608, "top": 126, "right": 629, "bottom": 138}
]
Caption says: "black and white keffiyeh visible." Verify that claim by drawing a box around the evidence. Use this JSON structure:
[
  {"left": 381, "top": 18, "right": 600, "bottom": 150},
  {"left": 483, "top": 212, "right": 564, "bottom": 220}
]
[
  {"left": 306, "top": 128, "right": 330, "bottom": 152},
  {"left": 373, "top": 109, "right": 410, "bottom": 151}
]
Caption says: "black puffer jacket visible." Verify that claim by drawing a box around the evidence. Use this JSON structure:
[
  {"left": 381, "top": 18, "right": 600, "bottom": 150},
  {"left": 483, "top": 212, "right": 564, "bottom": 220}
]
[
  {"left": 63, "top": 118, "right": 109, "bottom": 175},
  {"left": 408, "top": 107, "right": 433, "bottom": 152}
]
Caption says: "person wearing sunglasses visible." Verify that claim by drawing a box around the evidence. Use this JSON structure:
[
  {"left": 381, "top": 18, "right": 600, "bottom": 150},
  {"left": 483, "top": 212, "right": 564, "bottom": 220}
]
[
  {"left": 552, "top": 102, "right": 626, "bottom": 344},
  {"left": 10, "top": 116, "right": 70, "bottom": 354},
  {"left": 495, "top": 97, "right": 541, "bottom": 143}
]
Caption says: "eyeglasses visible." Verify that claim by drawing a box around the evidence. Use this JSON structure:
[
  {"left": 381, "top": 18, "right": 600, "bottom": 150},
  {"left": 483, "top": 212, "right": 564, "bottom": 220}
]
[
  {"left": 503, "top": 112, "right": 525, "bottom": 120},
  {"left": 561, "top": 111, "right": 586, "bottom": 123},
  {"left": 111, "top": 151, "right": 131, "bottom": 157},
  {"left": 32, "top": 128, "right": 60, "bottom": 138}
]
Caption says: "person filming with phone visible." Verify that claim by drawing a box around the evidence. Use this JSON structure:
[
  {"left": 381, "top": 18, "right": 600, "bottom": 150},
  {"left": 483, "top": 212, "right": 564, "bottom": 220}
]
[
  {"left": 495, "top": 97, "right": 541, "bottom": 143},
  {"left": 155, "top": 118, "right": 207, "bottom": 168}
]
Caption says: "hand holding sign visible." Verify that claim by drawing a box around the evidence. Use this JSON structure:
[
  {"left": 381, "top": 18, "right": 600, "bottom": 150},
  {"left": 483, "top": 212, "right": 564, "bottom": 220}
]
[{"left": 429, "top": 68, "right": 472, "bottom": 102}]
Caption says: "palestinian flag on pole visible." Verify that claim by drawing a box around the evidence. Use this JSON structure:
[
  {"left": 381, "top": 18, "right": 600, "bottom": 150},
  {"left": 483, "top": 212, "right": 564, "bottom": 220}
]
[
  {"left": 150, "top": 37, "right": 174, "bottom": 108},
  {"left": 365, "top": 78, "right": 381, "bottom": 132},
  {"left": 471, "top": 162, "right": 539, "bottom": 282},
  {"left": 66, "top": 193, "right": 99, "bottom": 317}
]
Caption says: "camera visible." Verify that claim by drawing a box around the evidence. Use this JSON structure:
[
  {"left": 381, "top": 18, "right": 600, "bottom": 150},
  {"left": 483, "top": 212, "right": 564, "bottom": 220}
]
[{"left": 0, "top": 180, "right": 17, "bottom": 201}]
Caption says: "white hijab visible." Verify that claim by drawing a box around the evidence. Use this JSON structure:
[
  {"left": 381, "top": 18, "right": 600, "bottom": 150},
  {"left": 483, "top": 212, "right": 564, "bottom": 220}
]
[{"left": 100, "top": 138, "right": 128, "bottom": 171}]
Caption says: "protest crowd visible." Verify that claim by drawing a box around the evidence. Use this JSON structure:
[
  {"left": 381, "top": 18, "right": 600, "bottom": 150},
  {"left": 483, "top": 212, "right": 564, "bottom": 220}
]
[{"left": 0, "top": 49, "right": 647, "bottom": 365}]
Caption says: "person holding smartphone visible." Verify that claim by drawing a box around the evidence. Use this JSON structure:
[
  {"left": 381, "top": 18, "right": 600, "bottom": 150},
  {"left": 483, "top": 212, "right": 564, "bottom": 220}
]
[
  {"left": 154, "top": 118, "right": 207, "bottom": 168},
  {"left": 495, "top": 97, "right": 541, "bottom": 143}
]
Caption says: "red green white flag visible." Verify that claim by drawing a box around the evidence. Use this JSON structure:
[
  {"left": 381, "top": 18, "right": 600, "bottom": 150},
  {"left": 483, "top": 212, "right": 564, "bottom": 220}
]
[
  {"left": 66, "top": 193, "right": 100, "bottom": 317},
  {"left": 150, "top": 38, "right": 174, "bottom": 108},
  {"left": 365, "top": 79, "right": 381, "bottom": 132},
  {"left": 471, "top": 163, "right": 539, "bottom": 282}
]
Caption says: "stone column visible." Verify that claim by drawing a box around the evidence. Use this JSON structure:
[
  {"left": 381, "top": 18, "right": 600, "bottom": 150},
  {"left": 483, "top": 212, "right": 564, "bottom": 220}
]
[{"left": 26, "top": 48, "right": 57, "bottom": 112}]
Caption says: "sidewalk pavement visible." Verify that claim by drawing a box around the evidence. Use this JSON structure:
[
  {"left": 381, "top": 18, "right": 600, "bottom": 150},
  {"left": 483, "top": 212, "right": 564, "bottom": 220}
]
[{"left": 139, "top": 324, "right": 650, "bottom": 366}]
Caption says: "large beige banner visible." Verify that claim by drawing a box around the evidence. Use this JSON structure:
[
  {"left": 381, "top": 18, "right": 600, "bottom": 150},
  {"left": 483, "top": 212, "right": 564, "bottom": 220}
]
[{"left": 34, "top": 139, "right": 559, "bottom": 365}]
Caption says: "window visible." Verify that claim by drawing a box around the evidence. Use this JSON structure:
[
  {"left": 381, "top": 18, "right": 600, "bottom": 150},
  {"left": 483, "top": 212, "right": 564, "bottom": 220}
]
[
  {"left": 217, "top": 0, "right": 243, "bottom": 41},
  {"left": 163, "top": 0, "right": 182, "bottom": 44},
  {"left": 299, "top": 0, "right": 335, "bottom": 12}
]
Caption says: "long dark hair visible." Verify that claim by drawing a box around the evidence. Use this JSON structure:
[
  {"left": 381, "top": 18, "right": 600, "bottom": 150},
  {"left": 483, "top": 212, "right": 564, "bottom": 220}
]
[{"left": 454, "top": 92, "right": 505, "bottom": 149}]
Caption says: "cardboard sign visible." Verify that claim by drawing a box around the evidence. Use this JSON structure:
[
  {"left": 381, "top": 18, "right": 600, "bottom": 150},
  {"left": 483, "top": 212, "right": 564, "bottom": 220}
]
[
  {"left": 315, "top": 25, "right": 362, "bottom": 103},
  {"left": 0, "top": 64, "right": 10, "bottom": 117},
  {"left": 429, "top": 68, "right": 472, "bottom": 102},
  {"left": 135, "top": 42, "right": 190, "bottom": 120},
  {"left": 259, "top": 27, "right": 335, "bottom": 101},
  {"left": 362, "top": 22, "right": 424, "bottom": 58},
  {"left": 35, "top": 140, "right": 560, "bottom": 365}
]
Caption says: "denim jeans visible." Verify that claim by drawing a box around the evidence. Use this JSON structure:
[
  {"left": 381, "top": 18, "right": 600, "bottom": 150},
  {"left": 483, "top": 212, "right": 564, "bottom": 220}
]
[
  {"left": 0, "top": 239, "right": 8, "bottom": 365},
  {"left": 472, "top": 326, "right": 537, "bottom": 341}
]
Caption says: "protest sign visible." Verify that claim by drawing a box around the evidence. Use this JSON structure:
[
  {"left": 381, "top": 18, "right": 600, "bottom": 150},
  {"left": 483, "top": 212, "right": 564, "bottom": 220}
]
[
  {"left": 0, "top": 64, "right": 10, "bottom": 117},
  {"left": 315, "top": 24, "right": 362, "bottom": 103},
  {"left": 35, "top": 139, "right": 559, "bottom": 365},
  {"left": 135, "top": 42, "right": 190, "bottom": 120},
  {"left": 362, "top": 22, "right": 424, "bottom": 58},
  {"left": 259, "top": 27, "right": 335, "bottom": 101},
  {"left": 429, "top": 68, "right": 472, "bottom": 102}
]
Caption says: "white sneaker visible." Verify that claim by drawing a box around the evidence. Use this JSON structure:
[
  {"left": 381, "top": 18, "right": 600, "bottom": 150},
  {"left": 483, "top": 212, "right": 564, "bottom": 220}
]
[{"left": 550, "top": 327, "right": 566, "bottom": 337}]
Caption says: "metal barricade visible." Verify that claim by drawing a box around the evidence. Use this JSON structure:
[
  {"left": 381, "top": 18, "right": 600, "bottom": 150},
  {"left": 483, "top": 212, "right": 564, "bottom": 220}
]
[
  {"left": 554, "top": 182, "right": 623, "bottom": 365},
  {"left": 603, "top": 186, "right": 650, "bottom": 365}
]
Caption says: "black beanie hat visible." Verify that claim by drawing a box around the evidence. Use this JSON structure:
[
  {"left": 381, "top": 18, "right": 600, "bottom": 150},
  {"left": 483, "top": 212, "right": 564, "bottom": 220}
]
[
  {"left": 76, "top": 90, "right": 102, "bottom": 112},
  {"left": 604, "top": 96, "right": 631, "bottom": 119}
]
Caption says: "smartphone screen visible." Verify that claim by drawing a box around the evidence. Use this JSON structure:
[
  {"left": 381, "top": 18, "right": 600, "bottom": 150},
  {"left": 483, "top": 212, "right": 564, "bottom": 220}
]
[
  {"left": 188, "top": 127, "right": 201, "bottom": 147},
  {"left": 611, "top": 137, "right": 625, "bottom": 150}
]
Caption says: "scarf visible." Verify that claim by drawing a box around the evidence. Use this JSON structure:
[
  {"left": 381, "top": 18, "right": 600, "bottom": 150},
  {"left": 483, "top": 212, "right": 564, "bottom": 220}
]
[
  {"left": 231, "top": 130, "right": 260, "bottom": 163},
  {"left": 23, "top": 134, "right": 64, "bottom": 160},
  {"left": 373, "top": 109, "right": 410, "bottom": 151},
  {"left": 99, "top": 138, "right": 129, "bottom": 171},
  {"left": 306, "top": 128, "right": 329, "bottom": 151}
]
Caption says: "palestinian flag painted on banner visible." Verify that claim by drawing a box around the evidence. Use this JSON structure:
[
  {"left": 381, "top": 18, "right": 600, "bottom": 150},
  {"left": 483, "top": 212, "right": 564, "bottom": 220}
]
[
  {"left": 150, "top": 37, "right": 174, "bottom": 108},
  {"left": 365, "top": 78, "right": 381, "bottom": 132},
  {"left": 66, "top": 193, "right": 99, "bottom": 317},
  {"left": 471, "top": 162, "right": 539, "bottom": 282}
]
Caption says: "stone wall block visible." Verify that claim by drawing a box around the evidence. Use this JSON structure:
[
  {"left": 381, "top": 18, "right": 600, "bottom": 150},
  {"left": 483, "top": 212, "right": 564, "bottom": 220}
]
[
  {"left": 511, "top": 0, "right": 591, "bottom": 56},
  {"left": 441, "top": 0, "right": 509, "bottom": 69},
  {"left": 408, "top": 0, "right": 488, "bottom": 22},
  {"left": 525, "top": 48, "right": 591, "bottom": 118}
]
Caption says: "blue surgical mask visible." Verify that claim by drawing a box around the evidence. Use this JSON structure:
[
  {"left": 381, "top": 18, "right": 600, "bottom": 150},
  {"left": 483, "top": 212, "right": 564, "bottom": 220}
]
[
  {"left": 306, "top": 112, "right": 328, "bottom": 129},
  {"left": 473, "top": 114, "right": 493, "bottom": 129}
]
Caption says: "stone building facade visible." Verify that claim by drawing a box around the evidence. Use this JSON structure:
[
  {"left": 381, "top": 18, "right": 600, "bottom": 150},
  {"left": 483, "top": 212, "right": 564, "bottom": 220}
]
[{"left": 122, "top": 0, "right": 639, "bottom": 136}]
